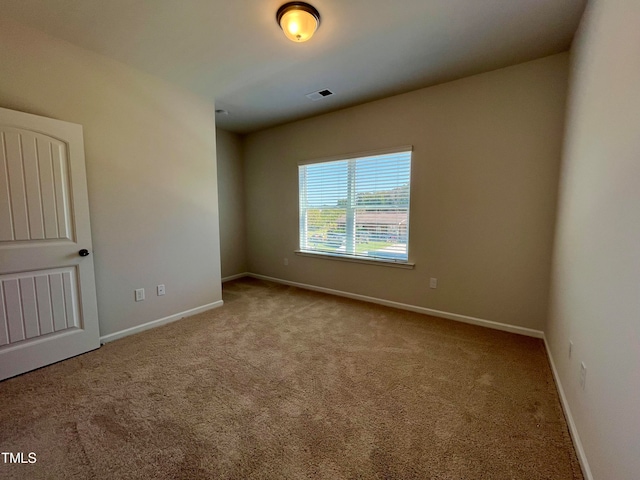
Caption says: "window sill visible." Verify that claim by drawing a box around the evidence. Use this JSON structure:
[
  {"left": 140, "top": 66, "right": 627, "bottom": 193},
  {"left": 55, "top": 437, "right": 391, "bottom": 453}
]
[{"left": 294, "top": 250, "right": 415, "bottom": 269}]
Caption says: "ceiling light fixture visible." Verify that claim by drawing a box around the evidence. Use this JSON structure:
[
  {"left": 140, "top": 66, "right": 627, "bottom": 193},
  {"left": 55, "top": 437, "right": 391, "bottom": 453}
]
[{"left": 276, "top": 2, "right": 320, "bottom": 43}]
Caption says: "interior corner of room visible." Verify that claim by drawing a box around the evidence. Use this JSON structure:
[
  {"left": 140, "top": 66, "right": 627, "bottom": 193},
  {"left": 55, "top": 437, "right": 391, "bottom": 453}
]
[{"left": 1, "top": 1, "right": 639, "bottom": 479}]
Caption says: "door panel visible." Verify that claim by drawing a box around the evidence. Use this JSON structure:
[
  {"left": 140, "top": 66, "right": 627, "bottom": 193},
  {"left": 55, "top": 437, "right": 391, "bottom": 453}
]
[
  {"left": 0, "top": 107, "right": 99, "bottom": 380},
  {"left": 0, "top": 267, "right": 81, "bottom": 347},
  {"left": 0, "top": 128, "right": 73, "bottom": 242}
]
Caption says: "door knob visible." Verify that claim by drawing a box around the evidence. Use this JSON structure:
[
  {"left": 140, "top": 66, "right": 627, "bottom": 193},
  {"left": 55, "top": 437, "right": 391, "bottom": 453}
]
[{"left": 79, "top": 249, "right": 90, "bottom": 257}]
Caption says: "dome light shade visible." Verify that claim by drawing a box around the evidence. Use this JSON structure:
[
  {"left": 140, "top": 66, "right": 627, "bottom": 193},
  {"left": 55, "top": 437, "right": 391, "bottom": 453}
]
[{"left": 277, "top": 2, "right": 320, "bottom": 43}]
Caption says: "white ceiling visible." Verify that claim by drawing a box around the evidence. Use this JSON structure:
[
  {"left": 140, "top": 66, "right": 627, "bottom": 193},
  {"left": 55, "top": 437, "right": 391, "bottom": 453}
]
[{"left": 3, "top": 0, "right": 586, "bottom": 133}]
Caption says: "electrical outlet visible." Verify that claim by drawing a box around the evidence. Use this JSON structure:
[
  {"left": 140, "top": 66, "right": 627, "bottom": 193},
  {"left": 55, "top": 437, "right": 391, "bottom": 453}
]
[
  {"left": 569, "top": 341, "right": 573, "bottom": 358},
  {"left": 429, "top": 278, "right": 438, "bottom": 289},
  {"left": 284, "top": 258, "right": 289, "bottom": 266},
  {"left": 135, "top": 288, "right": 145, "bottom": 302},
  {"left": 580, "top": 362, "right": 587, "bottom": 389},
  {"left": 157, "top": 284, "right": 166, "bottom": 296}
]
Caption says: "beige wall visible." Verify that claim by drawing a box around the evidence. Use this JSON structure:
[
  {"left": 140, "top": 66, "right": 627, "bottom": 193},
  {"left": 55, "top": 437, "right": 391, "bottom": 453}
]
[
  {"left": 547, "top": 2, "right": 640, "bottom": 479},
  {"left": 216, "top": 128, "right": 247, "bottom": 278},
  {"left": 244, "top": 54, "right": 568, "bottom": 331},
  {"left": 0, "top": 17, "right": 222, "bottom": 337}
]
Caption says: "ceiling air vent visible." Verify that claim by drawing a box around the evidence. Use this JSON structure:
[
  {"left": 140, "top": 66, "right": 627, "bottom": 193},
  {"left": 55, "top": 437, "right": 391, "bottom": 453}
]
[{"left": 305, "top": 89, "right": 334, "bottom": 101}]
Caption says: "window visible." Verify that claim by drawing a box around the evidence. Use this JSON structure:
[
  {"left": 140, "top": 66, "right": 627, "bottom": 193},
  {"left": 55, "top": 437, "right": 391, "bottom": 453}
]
[{"left": 298, "top": 147, "right": 412, "bottom": 263}]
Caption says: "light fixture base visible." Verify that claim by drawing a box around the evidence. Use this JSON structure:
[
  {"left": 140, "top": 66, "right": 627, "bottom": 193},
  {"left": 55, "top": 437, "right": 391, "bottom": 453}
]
[{"left": 276, "top": 2, "right": 321, "bottom": 43}]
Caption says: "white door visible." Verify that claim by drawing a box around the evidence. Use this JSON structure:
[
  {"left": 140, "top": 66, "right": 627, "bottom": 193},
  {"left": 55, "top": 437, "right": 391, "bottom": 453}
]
[{"left": 0, "top": 107, "right": 100, "bottom": 381}]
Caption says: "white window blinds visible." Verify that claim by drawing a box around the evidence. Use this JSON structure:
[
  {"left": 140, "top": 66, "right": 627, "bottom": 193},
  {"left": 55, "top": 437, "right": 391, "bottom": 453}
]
[{"left": 299, "top": 149, "right": 412, "bottom": 262}]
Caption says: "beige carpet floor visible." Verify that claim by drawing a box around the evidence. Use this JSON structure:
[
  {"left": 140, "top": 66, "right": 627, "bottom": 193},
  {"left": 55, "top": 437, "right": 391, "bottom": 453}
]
[{"left": 0, "top": 277, "right": 583, "bottom": 479}]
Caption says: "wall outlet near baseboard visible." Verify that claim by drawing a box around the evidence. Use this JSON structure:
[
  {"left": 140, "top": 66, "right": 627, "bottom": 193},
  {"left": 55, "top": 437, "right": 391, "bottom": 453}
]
[
  {"left": 135, "top": 288, "right": 145, "bottom": 302},
  {"left": 157, "top": 284, "right": 165, "bottom": 296},
  {"left": 429, "top": 277, "right": 438, "bottom": 289}
]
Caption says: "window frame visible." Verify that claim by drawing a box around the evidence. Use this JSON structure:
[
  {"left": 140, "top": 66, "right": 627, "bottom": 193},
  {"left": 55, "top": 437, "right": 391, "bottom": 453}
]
[{"left": 297, "top": 146, "right": 414, "bottom": 268}]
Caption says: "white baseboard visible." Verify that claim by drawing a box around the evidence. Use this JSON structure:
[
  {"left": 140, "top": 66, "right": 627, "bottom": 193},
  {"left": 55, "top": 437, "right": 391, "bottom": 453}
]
[
  {"left": 247, "top": 273, "right": 544, "bottom": 339},
  {"left": 222, "top": 272, "right": 249, "bottom": 283},
  {"left": 543, "top": 336, "right": 593, "bottom": 480},
  {"left": 100, "top": 300, "right": 224, "bottom": 344}
]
